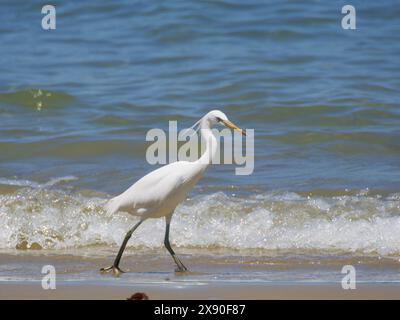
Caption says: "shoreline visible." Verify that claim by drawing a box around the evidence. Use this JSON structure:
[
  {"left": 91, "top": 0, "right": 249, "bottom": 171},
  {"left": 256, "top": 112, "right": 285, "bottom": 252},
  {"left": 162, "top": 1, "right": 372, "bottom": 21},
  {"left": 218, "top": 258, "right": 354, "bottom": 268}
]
[
  {"left": 1, "top": 252, "right": 400, "bottom": 300},
  {"left": 2, "top": 281, "right": 400, "bottom": 300}
]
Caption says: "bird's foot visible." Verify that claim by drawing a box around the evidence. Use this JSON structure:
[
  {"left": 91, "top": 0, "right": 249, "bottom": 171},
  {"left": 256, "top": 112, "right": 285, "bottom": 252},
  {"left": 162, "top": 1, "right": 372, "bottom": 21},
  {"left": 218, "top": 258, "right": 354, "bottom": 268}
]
[
  {"left": 175, "top": 265, "right": 188, "bottom": 273},
  {"left": 100, "top": 265, "right": 125, "bottom": 277}
]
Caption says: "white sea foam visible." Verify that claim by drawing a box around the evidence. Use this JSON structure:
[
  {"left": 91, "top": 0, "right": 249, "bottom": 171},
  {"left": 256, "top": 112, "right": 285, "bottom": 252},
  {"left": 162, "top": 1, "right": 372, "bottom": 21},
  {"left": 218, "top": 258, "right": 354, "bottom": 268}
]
[
  {"left": 0, "top": 181, "right": 400, "bottom": 256},
  {"left": 0, "top": 176, "right": 78, "bottom": 188}
]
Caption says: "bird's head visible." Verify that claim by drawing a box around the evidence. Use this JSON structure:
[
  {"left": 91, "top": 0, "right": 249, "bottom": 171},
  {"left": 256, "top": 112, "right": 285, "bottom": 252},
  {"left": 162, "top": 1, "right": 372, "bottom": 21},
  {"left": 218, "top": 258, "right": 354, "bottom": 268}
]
[{"left": 203, "top": 109, "right": 246, "bottom": 136}]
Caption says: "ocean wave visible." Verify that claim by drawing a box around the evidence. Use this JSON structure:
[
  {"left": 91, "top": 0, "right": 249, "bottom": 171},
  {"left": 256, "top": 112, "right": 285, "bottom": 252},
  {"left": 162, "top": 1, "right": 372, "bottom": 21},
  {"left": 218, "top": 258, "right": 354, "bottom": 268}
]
[
  {"left": 0, "top": 89, "right": 74, "bottom": 110},
  {"left": 0, "top": 181, "right": 399, "bottom": 256},
  {"left": 0, "top": 176, "right": 78, "bottom": 189}
]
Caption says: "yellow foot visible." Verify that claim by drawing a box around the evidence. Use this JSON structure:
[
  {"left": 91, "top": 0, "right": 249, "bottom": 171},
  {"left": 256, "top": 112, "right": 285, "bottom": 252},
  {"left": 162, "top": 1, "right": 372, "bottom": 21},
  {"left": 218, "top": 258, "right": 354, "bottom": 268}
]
[{"left": 100, "top": 265, "right": 125, "bottom": 277}]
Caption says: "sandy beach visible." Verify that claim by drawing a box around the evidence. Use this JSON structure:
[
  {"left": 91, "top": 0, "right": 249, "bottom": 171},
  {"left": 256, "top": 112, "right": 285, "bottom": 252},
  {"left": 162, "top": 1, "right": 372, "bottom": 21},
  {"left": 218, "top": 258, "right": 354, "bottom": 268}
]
[
  {"left": 2, "top": 281, "right": 400, "bottom": 300},
  {"left": 1, "top": 251, "right": 400, "bottom": 300}
]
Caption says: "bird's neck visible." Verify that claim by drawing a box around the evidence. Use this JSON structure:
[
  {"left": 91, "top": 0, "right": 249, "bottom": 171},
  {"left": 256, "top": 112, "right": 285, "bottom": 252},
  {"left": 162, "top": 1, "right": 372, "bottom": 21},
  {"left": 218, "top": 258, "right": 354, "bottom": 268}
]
[{"left": 197, "top": 120, "right": 218, "bottom": 167}]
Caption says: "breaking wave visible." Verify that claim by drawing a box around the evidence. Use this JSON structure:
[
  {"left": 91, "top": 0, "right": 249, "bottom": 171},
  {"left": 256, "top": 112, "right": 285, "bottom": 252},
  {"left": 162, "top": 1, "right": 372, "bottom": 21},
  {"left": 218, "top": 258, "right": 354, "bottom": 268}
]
[{"left": 0, "top": 177, "right": 400, "bottom": 256}]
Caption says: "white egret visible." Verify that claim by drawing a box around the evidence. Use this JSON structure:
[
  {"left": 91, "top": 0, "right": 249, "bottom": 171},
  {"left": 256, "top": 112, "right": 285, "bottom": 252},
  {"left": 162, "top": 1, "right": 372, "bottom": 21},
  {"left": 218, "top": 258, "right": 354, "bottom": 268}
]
[{"left": 100, "top": 110, "right": 246, "bottom": 276}]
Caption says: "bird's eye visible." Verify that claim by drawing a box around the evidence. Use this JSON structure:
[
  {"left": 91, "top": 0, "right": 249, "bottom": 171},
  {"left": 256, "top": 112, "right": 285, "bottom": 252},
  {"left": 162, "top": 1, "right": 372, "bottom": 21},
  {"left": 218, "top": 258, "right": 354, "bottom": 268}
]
[{"left": 216, "top": 117, "right": 222, "bottom": 122}]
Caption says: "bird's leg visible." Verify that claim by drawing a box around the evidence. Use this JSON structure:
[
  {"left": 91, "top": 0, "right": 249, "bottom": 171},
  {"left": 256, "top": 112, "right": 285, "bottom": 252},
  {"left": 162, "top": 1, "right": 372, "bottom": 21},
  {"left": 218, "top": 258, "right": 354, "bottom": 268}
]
[
  {"left": 164, "top": 216, "right": 188, "bottom": 272},
  {"left": 100, "top": 220, "right": 143, "bottom": 276}
]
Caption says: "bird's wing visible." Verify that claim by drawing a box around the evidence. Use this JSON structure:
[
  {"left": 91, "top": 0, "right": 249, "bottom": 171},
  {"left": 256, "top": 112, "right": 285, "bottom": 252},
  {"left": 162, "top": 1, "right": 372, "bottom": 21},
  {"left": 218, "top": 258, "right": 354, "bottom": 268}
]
[{"left": 113, "top": 161, "right": 204, "bottom": 213}]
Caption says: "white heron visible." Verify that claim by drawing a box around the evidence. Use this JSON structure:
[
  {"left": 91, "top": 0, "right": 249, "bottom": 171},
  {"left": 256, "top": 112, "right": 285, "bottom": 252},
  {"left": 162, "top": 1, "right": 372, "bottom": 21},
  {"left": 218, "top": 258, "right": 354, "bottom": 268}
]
[{"left": 100, "top": 110, "right": 246, "bottom": 276}]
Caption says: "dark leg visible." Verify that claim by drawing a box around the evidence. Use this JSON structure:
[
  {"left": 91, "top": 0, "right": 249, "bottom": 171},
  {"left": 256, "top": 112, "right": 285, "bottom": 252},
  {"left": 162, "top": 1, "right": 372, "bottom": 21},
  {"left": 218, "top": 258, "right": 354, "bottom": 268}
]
[
  {"left": 100, "top": 220, "right": 143, "bottom": 276},
  {"left": 164, "top": 216, "right": 188, "bottom": 272}
]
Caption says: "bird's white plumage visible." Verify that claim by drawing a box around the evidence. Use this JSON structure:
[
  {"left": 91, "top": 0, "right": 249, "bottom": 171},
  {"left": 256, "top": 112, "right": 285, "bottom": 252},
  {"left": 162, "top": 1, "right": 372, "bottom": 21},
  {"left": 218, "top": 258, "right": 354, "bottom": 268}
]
[
  {"left": 105, "top": 110, "right": 231, "bottom": 220},
  {"left": 106, "top": 160, "right": 206, "bottom": 219}
]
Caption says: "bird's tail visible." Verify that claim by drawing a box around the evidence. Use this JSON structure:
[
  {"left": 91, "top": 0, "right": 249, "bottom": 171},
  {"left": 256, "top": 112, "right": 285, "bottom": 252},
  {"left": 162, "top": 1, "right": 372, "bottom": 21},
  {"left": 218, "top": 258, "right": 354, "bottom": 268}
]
[{"left": 104, "top": 198, "right": 119, "bottom": 215}]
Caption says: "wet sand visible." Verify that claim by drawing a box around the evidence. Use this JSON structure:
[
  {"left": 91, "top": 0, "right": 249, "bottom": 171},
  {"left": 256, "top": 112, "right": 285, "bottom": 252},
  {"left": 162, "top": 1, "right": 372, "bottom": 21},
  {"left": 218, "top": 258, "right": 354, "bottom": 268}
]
[
  {"left": 2, "top": 281, "right": 400, "bottom": 300},
  {"left": 1, "top": 251, "right": 400, "bottom": 300}
]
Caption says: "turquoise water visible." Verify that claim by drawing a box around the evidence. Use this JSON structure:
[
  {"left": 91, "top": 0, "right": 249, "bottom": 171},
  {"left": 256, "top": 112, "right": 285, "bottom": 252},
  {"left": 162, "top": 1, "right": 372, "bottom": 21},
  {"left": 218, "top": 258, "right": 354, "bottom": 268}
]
[{"left": 0, "top": 1, "right": 400, "bottom": 256}]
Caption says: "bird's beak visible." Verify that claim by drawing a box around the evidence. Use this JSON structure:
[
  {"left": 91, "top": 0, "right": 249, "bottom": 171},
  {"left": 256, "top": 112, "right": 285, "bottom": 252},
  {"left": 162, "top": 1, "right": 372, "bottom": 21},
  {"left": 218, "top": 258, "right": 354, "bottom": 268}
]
[{"left": 221, "top": 119, "right": 246, "bottom": 136}]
